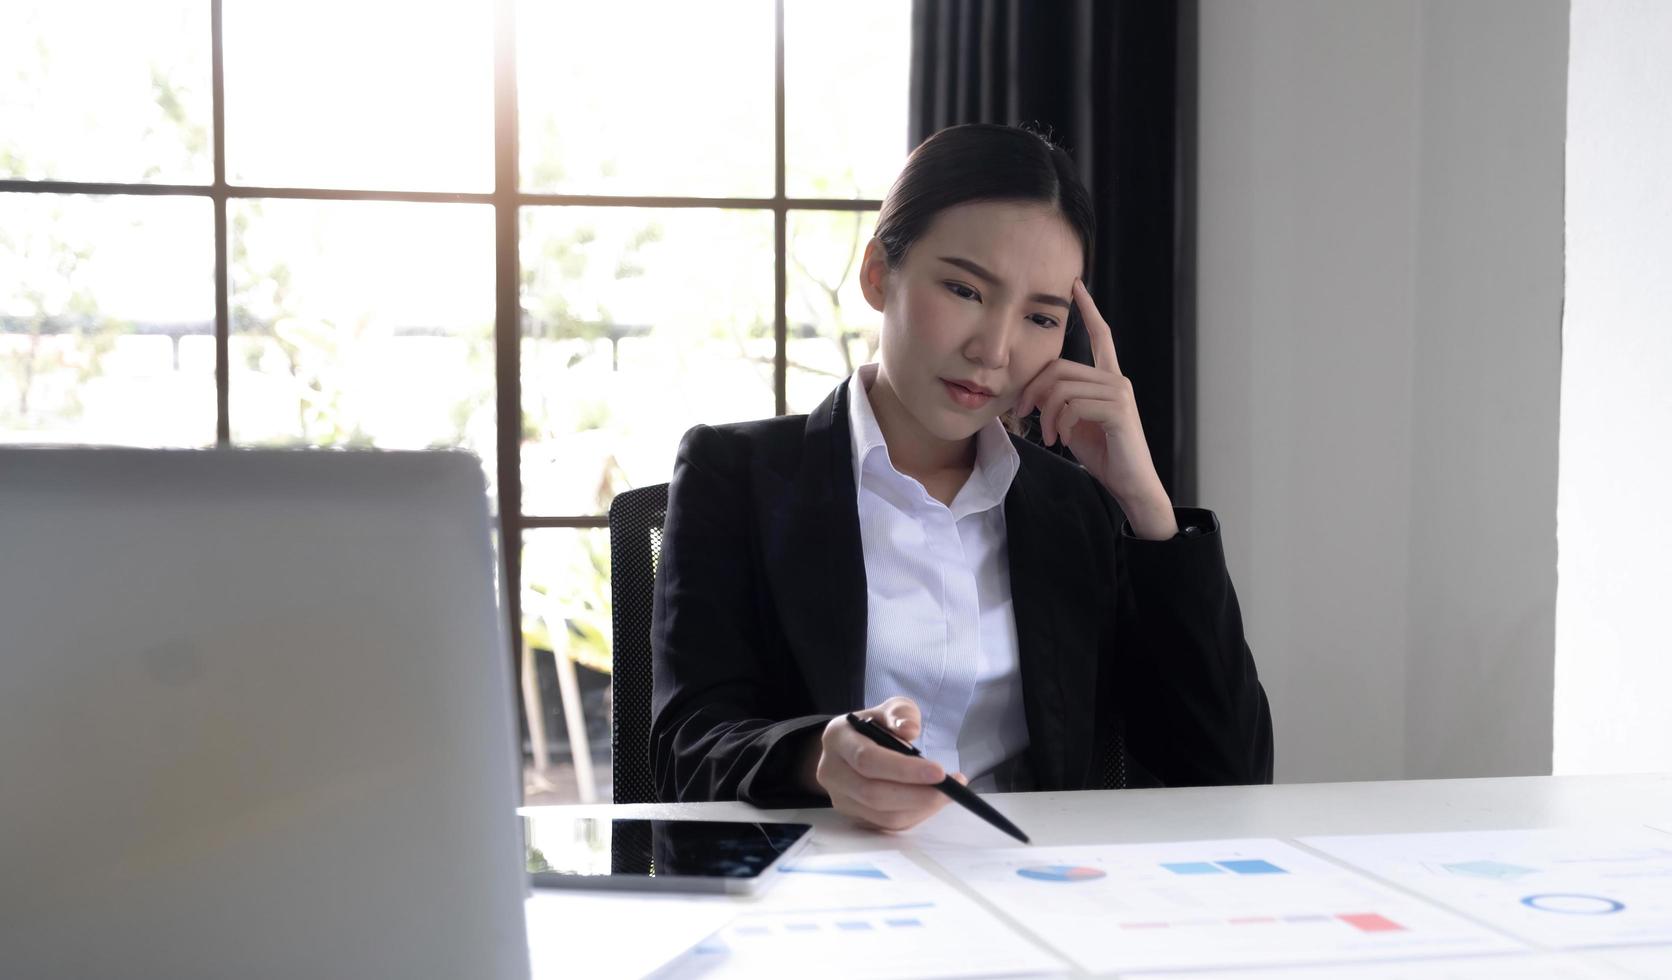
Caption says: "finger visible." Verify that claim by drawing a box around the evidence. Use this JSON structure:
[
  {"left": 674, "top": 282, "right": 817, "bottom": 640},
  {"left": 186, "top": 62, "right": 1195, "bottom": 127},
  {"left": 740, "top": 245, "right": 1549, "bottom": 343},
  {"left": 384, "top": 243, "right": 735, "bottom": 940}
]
[
  {"left": 1038, "top": 381, "right": 1116, "bottom": 445},
  {"left": 834, "top": 794, "right": 942, "bottom": 833},
  {"left": 855, "top": 696, "right": 922, "bottom": 743},
  {"left": 834, "top": 727, "right": 946, "bottom": 784},
  {"left": 1016, "top": 358, "right": 1111, "bottom": 416},
  {"left": 1054, "top": 397, "right": 1120, "bottom": 444},
  {"left": 823, "top": 766, "right": 952, "bottom": 829},
  {"left": 830, "top": 792, "right": 906, "bottom": 832},
  {"left": 1035, "top": 380, "right": 1118, "bottom": 445},
  {"left": 1073, "top": 278, "right": 1120, "bottom": 375},
  {"left": 878, "top": 696, "right": 923, "bottom": 741},
  {"left": 831, "top": 770, "right": 950, "bottom": 814},
  {"left": 1015, "top": 358, "right": 1070, "bottom": 417}
]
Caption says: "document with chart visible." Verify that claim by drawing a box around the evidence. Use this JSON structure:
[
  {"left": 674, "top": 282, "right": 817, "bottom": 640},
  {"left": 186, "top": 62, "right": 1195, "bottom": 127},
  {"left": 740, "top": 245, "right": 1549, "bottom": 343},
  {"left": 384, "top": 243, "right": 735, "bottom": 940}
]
[
  {"left": 924, "top": 838, "right": 1520, "bottom": 974},
  {"left": 657, "top": 849, "right": 1065, "bottom": 979},
  {"left": 1302, "top": 827, "right": 1672, "bottom": 949}
]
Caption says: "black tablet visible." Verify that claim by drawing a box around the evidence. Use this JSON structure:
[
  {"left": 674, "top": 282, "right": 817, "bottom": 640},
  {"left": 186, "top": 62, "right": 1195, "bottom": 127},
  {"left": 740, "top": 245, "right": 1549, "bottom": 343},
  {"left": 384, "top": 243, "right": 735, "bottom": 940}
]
[{"left": 525, "top": 816, "right": 815, "bottom": 894}]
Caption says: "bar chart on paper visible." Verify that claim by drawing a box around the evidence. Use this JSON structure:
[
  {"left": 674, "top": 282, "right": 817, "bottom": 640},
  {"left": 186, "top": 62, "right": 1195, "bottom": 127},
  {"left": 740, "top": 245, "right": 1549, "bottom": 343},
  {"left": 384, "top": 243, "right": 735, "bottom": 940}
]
[
  {"left": 925, "top": 839, "right": 1522, "bottom": 974},
  {"left": 656, "top": 850, "right": 1064, "bottom": 980},
  {"left": 1303, "top": 827, "right": 1672, "bottom": 950}
]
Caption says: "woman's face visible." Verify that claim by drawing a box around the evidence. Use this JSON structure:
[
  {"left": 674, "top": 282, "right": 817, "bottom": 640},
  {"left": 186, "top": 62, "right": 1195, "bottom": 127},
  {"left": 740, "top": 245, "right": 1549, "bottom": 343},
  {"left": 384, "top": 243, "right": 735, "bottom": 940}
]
[{"left": 860, "top": 199, "right": 1082, "bottom": 445}]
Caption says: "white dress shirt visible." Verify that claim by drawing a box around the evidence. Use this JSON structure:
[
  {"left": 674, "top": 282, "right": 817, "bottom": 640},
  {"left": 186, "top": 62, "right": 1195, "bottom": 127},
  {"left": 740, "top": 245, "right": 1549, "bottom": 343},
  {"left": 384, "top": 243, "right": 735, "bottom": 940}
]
[{"left": 848, "top": 363, "right": 1033, "bottom": 792}]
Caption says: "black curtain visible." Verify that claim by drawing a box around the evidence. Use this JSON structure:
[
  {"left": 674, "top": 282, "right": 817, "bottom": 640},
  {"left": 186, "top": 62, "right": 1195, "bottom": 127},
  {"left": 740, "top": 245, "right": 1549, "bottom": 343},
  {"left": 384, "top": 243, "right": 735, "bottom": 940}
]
[{"left": 908, "top": 0, "right": 1197, "bottom": 503}]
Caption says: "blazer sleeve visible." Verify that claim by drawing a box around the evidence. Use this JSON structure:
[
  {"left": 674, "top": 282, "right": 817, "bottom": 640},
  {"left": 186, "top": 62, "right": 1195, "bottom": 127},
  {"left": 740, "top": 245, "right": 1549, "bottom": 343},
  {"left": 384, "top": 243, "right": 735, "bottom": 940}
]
[
  {"left": 649, "top": 424, "right": 831, "bottom": 807},
  {"left": 1097, "top": 491, "right": 1276, "bottom": 786}
]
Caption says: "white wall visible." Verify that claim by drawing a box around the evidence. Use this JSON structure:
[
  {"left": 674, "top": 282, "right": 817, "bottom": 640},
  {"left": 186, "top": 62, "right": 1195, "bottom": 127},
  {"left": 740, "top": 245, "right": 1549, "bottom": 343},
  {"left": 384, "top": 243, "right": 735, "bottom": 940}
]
[
  {"left": 1197, "top": 0, "right": 1568, "bottom": 783},
  {"left": 1555, "top": 0, "right": 1672, "bottom": 775}
]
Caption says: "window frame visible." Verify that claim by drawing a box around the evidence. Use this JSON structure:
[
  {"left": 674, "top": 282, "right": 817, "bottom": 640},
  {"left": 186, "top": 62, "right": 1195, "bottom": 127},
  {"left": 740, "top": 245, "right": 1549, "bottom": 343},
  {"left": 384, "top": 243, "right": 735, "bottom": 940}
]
[{"left": 0, "top": 0, "right": 891, "bottom": 723}]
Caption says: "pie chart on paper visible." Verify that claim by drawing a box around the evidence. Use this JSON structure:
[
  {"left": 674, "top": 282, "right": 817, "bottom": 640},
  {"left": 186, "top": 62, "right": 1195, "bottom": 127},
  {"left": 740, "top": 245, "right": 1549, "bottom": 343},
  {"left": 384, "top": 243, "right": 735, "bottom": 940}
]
[{"left": 1016, "top": 865, "right": 1107, "bottom": 882}]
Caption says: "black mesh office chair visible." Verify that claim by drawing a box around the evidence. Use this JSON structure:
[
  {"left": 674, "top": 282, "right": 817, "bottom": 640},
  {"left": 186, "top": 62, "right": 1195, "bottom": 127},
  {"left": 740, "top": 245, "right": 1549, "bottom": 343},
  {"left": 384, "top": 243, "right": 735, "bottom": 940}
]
[
  {"left": 608, "top": 483, "right": 668, "bottom": 804},
  {"left": 1098, "top": 728, "right": 1131, "bottom": 790},
  {"left": 607, "top": 480, "right": 1131, "bottom": 801}
]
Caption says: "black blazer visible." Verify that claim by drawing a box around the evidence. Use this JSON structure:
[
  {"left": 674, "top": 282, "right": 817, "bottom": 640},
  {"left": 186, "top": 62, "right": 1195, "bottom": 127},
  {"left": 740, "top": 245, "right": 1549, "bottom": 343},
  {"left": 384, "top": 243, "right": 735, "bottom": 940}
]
[{"left": 650, "top": 380, "right": 1274, "bottom": 807}]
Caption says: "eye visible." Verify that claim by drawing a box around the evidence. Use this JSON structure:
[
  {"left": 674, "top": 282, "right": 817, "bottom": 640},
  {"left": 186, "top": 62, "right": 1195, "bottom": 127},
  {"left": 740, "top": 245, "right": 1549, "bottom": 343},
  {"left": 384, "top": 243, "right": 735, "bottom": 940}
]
[
  {"left": 943, "top": 281, "right": 980, "bottom": 302},
  {"left": 1028, "top": 314, "right": 1060, "bottom": 329}
]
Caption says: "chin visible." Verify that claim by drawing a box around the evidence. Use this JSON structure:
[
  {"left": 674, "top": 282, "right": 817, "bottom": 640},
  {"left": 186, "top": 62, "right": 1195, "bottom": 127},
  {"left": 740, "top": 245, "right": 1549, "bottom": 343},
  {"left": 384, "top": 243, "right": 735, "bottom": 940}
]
[{"left": 919, "top": 401, "right": 993, "bottom": 442}]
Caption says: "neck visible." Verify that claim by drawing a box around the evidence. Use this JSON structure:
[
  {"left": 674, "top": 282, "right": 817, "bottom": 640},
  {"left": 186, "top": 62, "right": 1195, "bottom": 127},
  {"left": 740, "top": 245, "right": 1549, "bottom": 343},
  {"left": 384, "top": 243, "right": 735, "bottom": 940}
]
[{"left": 865, "top": 367, "right": 978, "bottom": 480}]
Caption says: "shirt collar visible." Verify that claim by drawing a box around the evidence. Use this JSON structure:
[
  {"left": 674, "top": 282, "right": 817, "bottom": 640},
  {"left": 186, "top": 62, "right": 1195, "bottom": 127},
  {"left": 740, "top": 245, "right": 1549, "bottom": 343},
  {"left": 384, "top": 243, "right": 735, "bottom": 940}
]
[{"left": 846, "top": 362, "right": 1021, "bottom": 516}]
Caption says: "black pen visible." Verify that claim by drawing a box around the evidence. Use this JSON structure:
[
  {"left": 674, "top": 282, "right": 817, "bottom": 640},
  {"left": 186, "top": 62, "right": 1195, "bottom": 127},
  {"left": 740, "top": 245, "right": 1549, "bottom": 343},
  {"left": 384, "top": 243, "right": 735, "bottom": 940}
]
[{"left": 844, "top": 712, "right": 1030, "bottom": 844}]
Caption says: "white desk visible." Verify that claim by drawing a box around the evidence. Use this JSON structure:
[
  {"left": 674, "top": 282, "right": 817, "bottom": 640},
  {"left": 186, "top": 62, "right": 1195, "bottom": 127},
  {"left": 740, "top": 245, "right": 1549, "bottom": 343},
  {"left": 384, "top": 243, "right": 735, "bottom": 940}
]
[{"left": 523, "top": 773, "right": 1672, "bottom": 978}]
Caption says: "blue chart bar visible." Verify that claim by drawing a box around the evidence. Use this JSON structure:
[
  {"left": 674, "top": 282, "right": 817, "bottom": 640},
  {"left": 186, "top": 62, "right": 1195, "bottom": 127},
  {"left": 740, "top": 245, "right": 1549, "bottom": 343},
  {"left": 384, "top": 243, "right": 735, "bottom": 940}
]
[
  {"left": 780, "top": 861, "right": 890, "bottom": 880},
  {"left": 732, "top": 915, "right": 935, "bottom": 937},
  {"left": 1162, "top": 859, "right": 1290, "bottom": 876},
  {"left": 1161, "top": 862, "right": 1225, "bottom": 875},
  {"left": 1218, "top": 860, "right": 1288, "bottom": 875}
]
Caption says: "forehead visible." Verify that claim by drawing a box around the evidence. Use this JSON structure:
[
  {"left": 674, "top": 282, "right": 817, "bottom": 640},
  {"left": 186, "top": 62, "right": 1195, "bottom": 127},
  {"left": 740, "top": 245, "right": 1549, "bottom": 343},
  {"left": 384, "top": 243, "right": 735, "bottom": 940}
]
[{"left": 910, "top": 200, "right": 1083, "bottom": 284}]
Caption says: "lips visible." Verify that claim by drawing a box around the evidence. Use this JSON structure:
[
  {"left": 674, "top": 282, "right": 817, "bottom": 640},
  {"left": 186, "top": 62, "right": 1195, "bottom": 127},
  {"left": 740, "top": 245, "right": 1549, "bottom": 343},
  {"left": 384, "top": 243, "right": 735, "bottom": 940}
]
[{"left": 941, "top": 378, "right": 996, "bottom": 409}]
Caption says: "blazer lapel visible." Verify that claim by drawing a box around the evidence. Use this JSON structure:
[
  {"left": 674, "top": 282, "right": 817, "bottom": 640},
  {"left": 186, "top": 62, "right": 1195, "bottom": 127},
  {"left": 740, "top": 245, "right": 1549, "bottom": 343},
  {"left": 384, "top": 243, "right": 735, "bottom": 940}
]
[
  {"left": 758, "top": 383, "right": 868, "bottom": 714},
  {"left": 1005, "top": 450, "right": 1100, "bottom": 791}
]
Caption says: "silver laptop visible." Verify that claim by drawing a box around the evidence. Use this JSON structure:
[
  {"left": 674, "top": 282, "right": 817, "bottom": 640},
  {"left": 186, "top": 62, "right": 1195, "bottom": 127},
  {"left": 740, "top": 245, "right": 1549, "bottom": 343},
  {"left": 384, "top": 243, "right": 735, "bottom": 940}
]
[{"left": 0, "top": 448, "right": 530, "bottom": 980}]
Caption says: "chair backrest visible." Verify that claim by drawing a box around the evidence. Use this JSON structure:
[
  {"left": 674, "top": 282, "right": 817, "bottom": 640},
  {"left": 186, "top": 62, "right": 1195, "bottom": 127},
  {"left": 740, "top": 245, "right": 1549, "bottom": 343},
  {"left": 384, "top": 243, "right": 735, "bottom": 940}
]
[
  {"left": 1098, "top": 730, "right": 1131, "bottom": 790},
  {"left": 608, "top": 482, "right": 669, "bottom": 804}
]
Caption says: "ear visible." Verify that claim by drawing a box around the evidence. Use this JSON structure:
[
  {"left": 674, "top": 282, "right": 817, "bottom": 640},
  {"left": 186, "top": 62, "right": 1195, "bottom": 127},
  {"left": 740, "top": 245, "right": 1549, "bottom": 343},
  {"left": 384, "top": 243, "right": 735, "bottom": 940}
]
[{"left": 858, "top": 237, "right": 889, "bottom": 313}]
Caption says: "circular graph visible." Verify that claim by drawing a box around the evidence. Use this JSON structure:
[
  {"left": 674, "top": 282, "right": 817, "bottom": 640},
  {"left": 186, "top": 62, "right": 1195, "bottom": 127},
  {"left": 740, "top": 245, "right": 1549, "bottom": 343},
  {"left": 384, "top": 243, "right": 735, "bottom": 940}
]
[
  {"left": 1519, "top": 893, "right": 1626, "bottom": 915},
  {"left": 1016, "top": 865, "right": 1106, "bottom": 882}
]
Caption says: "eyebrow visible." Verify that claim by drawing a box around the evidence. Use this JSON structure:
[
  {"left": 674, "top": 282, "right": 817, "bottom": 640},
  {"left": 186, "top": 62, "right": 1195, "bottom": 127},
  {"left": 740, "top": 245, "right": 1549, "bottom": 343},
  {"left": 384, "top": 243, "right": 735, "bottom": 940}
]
[{"left": 936, "top": 256, "right": 1072, "bottom": 311}]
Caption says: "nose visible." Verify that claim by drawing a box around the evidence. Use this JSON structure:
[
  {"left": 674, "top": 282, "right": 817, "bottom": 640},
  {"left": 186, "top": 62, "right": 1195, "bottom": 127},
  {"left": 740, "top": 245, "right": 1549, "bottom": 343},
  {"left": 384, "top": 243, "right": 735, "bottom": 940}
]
[{"left": 961, "top": 309, "right": 1014, "bottom": 370}]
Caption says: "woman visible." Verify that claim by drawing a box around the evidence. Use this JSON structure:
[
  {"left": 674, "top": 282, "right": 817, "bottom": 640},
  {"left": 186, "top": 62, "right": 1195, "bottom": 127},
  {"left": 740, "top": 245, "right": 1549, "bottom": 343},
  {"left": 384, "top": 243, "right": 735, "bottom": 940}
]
[{"left": 650, "top": 123, "right": 1273, "bottom": 831}]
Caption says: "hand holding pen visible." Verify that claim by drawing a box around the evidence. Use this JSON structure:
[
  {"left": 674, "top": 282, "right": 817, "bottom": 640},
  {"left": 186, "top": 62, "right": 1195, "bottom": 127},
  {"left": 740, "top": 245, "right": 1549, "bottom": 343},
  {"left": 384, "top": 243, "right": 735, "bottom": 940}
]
[
  {"left": 800, "top": 697, "right": 1030, "bottom": 842},
  {"left": 802, "top": 697, "right": 968, "bottom": 833},
  {"left": 844, "top": 712, "right": 1030, "bottom": 844}
]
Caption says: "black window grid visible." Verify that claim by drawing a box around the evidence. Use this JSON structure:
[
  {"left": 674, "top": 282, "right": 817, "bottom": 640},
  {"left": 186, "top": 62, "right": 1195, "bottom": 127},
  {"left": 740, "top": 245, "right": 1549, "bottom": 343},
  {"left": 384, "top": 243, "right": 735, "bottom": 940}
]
[{"left": 0, "top": 0, "right": 889, "bottom": 696}]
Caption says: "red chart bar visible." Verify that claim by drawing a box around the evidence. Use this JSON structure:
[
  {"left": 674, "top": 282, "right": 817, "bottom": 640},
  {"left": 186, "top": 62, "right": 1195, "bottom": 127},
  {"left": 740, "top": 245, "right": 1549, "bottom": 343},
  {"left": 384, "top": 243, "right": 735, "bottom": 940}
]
[{"left": 1338, "top": 913, "right": 1407, "bottom": 933}]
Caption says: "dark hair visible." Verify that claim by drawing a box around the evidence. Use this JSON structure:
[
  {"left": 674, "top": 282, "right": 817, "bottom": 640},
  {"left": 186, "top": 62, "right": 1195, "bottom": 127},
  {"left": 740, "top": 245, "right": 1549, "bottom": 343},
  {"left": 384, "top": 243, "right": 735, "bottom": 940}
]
[{"left": 874, "top": 123, "right": 1096, "bottom": 300}]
